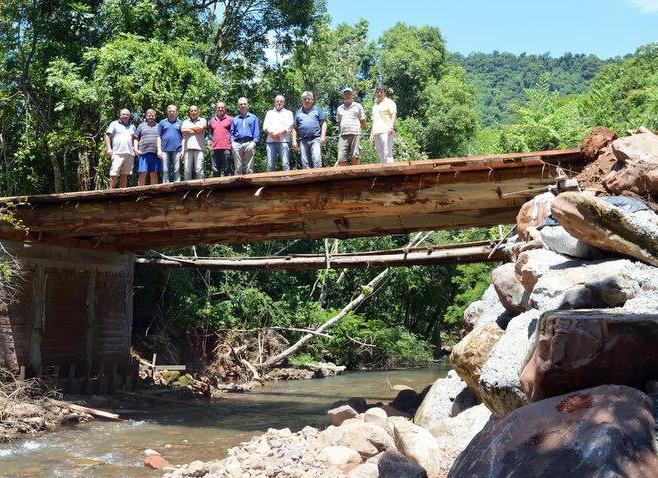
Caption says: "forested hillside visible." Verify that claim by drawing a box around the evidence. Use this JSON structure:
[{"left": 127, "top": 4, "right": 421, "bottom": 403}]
[
  {"left": 453, "top": 51, "right": 612, "bottom": 126},
  {"left": 2, "top": 0, "right": 658, "bottom": 373}
]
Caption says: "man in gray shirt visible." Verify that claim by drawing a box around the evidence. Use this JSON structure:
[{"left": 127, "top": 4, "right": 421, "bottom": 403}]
[
  {"left": 105, "top": 108, "right": 137, "bottom": 188},
  {"left": 336, "top": 87, "right": 366, "bottom": 166},
  {"left": 181, "top": 105, "right": 207, "bottom": 180},
  {"left": 134, "top": 108, "right": 161, "bottom": 186}
]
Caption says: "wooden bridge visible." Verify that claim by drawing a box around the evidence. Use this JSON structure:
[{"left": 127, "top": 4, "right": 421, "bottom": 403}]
[
  {"left": 0, "top": 149, "right": 586, "bottom": 385},
  {"left": 0, "top": 149, "right": 583, "bottom": 251}
]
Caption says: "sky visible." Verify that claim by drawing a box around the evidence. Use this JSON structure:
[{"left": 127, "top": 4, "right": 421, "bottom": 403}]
[{"left": 326, "top": 0, "right": 658, "bottom": 58}]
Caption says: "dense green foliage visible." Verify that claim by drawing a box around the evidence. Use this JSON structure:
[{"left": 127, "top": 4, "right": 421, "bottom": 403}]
[
  {"left": 454, "top": 51, "right": 610, "bottom": 127},
  {"left": 2, "top": 1, "right": 657, "bottom": 371}
]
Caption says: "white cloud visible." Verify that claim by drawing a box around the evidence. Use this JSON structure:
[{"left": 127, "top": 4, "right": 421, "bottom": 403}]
[{"left": 623, "top": 0, "right": 658, "bottom": 13}]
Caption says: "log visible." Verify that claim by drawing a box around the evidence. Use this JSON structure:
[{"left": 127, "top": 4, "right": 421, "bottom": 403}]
[
  {"left": 135, "top": 241, "right": 505, "bottom": 270},
  {"left": 47, "top": 398, "right": 123, "bottom": 421},
  {"left": 0, "top": 150, "right": 586, "bottom": 251}
]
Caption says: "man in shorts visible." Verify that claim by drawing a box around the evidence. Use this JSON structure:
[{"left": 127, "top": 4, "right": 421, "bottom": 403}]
[
  {"left": 134, "top": 108, "right": 161, "bottom": 185},
  {"left": 336, "top": 87, "right": 366, "bottom": 166},
  {"left": 105, "top": 108, "right": 137, "bottom": 188}
]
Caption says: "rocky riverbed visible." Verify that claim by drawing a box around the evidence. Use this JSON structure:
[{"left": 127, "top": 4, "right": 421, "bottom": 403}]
[{"left": 163, "top": 127, "right": 658, "bottom": 477}]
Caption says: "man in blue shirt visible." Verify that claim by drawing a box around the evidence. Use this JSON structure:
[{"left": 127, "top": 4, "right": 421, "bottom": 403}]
[
  {"left": 292, "top": 91, "right": 327, "bottom": 169},
  {"left": 230, "top": 97, "right": 260, "bottom": 175},
  {"left": 157, "top": 105, "right": 183, "bottom": 183}
]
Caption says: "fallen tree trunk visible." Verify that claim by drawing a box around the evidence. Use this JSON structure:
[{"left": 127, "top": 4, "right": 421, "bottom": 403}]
[
  {"left": 256, "top": 232, "right": 429, "bottom": 372},
  {"left": 135, "top": 241, "right": 505, "bottom": 271}
]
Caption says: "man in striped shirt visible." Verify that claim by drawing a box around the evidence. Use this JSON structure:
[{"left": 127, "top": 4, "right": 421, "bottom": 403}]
[{"left": 134, "top": 109, "right": 161, "bottom": 185}]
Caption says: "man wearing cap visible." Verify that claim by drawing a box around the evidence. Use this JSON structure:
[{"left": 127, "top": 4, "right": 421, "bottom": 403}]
[
  {"left": 292, "top": 91, "right": 327, "bottom": 169},
  {"left": 336, "top": 87, "right": 366, "bottom": 166},
  {"left": 230, "top": 97, "right": 260, "bottom": 175},
  {"left": 209, "top": 101, "right": 234, "bottom": 176},
  {"left": 105, "top": 108, "right": 137, "bottom": 188},
  {"left": 181, "top": 105, "right": 207, "bottom": 180},
  {"left": 370, "top": 85, "right": 397, "bottom": 164},
  {"left": 263, "top": 95, "right": 294, "bottom": 172}
]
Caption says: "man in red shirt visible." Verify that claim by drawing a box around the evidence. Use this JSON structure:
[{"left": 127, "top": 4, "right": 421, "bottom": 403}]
[{"left": 208, "top": 101, "right": 234, "bottom": 176}]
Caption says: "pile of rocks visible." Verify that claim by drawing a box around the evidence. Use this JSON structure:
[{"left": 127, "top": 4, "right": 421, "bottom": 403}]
[
  {"left": 164, "top": 127, "right": 658, "bottom": 477},
  {"left": 445, "top": 127, "right": 658, "bottom": 476},
  {"left": 164, "top": 374, "right": 487, "bottom": 478}
]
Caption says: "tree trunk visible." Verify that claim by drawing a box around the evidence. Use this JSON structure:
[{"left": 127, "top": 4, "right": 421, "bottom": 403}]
[{"left": 256, "top": 232, "right": 429, "bottom": 372}]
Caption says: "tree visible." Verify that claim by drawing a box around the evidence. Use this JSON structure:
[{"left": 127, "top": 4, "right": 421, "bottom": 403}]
[{"left": 378, "top": 23, "right": 448, "bottom": 117}]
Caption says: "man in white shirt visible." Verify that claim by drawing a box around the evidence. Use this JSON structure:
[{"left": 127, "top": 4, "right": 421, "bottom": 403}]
[
  {"left": 181, "top": 105, "right": 207, "bottom": 180},
  {"left": 262, "top": 95, "right": 294, "bottom": 172},
  {"left": 105, "top": 108, "right": 137, "bottom": 188},
  {"left": 370, "top": 85, "right": 397, "bottom": 164},
  {"left": 336, "top": 87, "right": 366, "bottom": 166}
]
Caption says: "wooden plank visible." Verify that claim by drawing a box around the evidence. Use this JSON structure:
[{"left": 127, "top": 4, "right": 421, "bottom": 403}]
[
  {"left": 153, "top": 365, "right": 187, "bottom": 371},
  {"left": 0, "top": 150, "right": 586, "bottom": 250},
  {"left": 47, "top": 398, "right": 123, "bottom": 421}
]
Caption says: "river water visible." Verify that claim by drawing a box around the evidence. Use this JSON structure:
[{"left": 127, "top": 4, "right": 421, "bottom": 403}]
[{"left": 0, "top": 366, "right": 448, "bottom": 477}]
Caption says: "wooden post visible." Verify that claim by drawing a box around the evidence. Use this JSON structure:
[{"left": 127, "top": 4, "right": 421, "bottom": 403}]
[
  {"left": 29, "top": 265, "right": 46, "bottom": 375},
  {"left": 19, "top": 366, "right": 25, "bottom": 381},
  {"left": 151, "top": 353, "right": 157, "bottom": 378},
  {"left": 85, "top": 271, "right": 96, "bottom": 375}
]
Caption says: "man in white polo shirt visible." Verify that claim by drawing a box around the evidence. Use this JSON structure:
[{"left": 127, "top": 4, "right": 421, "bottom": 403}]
[
  {"left": 263, "top": 95, "right": 294, "bottom": 172},
  {"left": 370, "top": 85, "right": 397, "bottom": 164},
  {"left": 336, "top": 87, "right": 366, "bottom": 166},
  {"left": 181, "top": 105, "right": 207, "bottom": 180},
  {"left": 105, "top": 108, "right": 137, "bottom": 188}
]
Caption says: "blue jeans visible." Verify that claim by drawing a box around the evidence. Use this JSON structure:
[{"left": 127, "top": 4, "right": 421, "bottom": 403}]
[
  {"left": 162, "top": 151, "right": 181, "bottom": 183},
  {"left": 299, "top": 138, "right": 322, "bottom": 169},
  {"left": 266, "top": 142, "right": 291, "bottom": 172}
]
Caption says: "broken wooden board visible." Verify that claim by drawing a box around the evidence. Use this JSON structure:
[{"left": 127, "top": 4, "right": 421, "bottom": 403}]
[{"left": 0, "top": 150, "right": 585, "bottom": 251}]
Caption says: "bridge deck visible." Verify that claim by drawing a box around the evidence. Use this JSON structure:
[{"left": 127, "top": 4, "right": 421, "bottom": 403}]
[{"left": 0, "top": 149, "right": 585, "bottom": 251}]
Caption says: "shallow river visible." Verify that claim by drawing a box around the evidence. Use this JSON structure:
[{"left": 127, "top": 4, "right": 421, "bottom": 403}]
[{"left": 0, "top": 366, "right": 448, "bottom": 477}]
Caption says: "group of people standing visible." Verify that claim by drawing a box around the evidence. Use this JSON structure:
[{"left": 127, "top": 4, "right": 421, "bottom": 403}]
[{"left": 104, "top": 85, "right": 397, "bottom": 188}]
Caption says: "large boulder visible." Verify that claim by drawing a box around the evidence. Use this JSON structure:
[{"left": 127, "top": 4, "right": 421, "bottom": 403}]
[
  {"left": 529, "top": 258, "right": 654, "bottom": 313},
  {"left": 327, "top": 405, "right": 359, "bottom": 427},
  {"left": 521, "top": 310, "right": 658, "bottom": 402},
  {"left": 603, "top": 159, "right": 658, "bottom": 195},
  {"left": 491, "top": 263, "right": 530, "bottom": 315},
  {"left": 478, "top": 310, "right": 539, "bottom": 417},
  {"left": 462, "top": 284, "right": 510, "bottom": 331},
  {"left": 516, "top": 192, "right": 554, "bottom": 239},
  {"left": 514, "top": 248, "right": 574, "bottom": 292},
  {"left": 450, "top": 322, "right": 504, "bottom": 401},
  {"left": 611, "top": 132, "right": 658, "bottom": 166},
  {"left": 413, "top": 371, "right": 473, "bottom": 429},
  {"left": 448, "top": 385, "right": 658, "bottom": 478},
  {"left": 378, "top": 450, "right": 427, "bottom": 478},
  {"left": 392, "top": 420, "right": 441, "bottom": 478},
  {"left": 389, "top": 389, "right": 423, "bottom": 414},
  {"left": 322, "top": 420, "right": 396, "bottom": 459},
  {"left": 580, "top": 126, "right": 618, "bottom": 161},
  {"left": 552, "top": 192, "right": 658, "bottom": 267},
  {"left": 428, "top": 404, "right": 494, "bottom": 476},
  {"left": 539, "top": 224, "right": 603, "bottom": 259}
]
